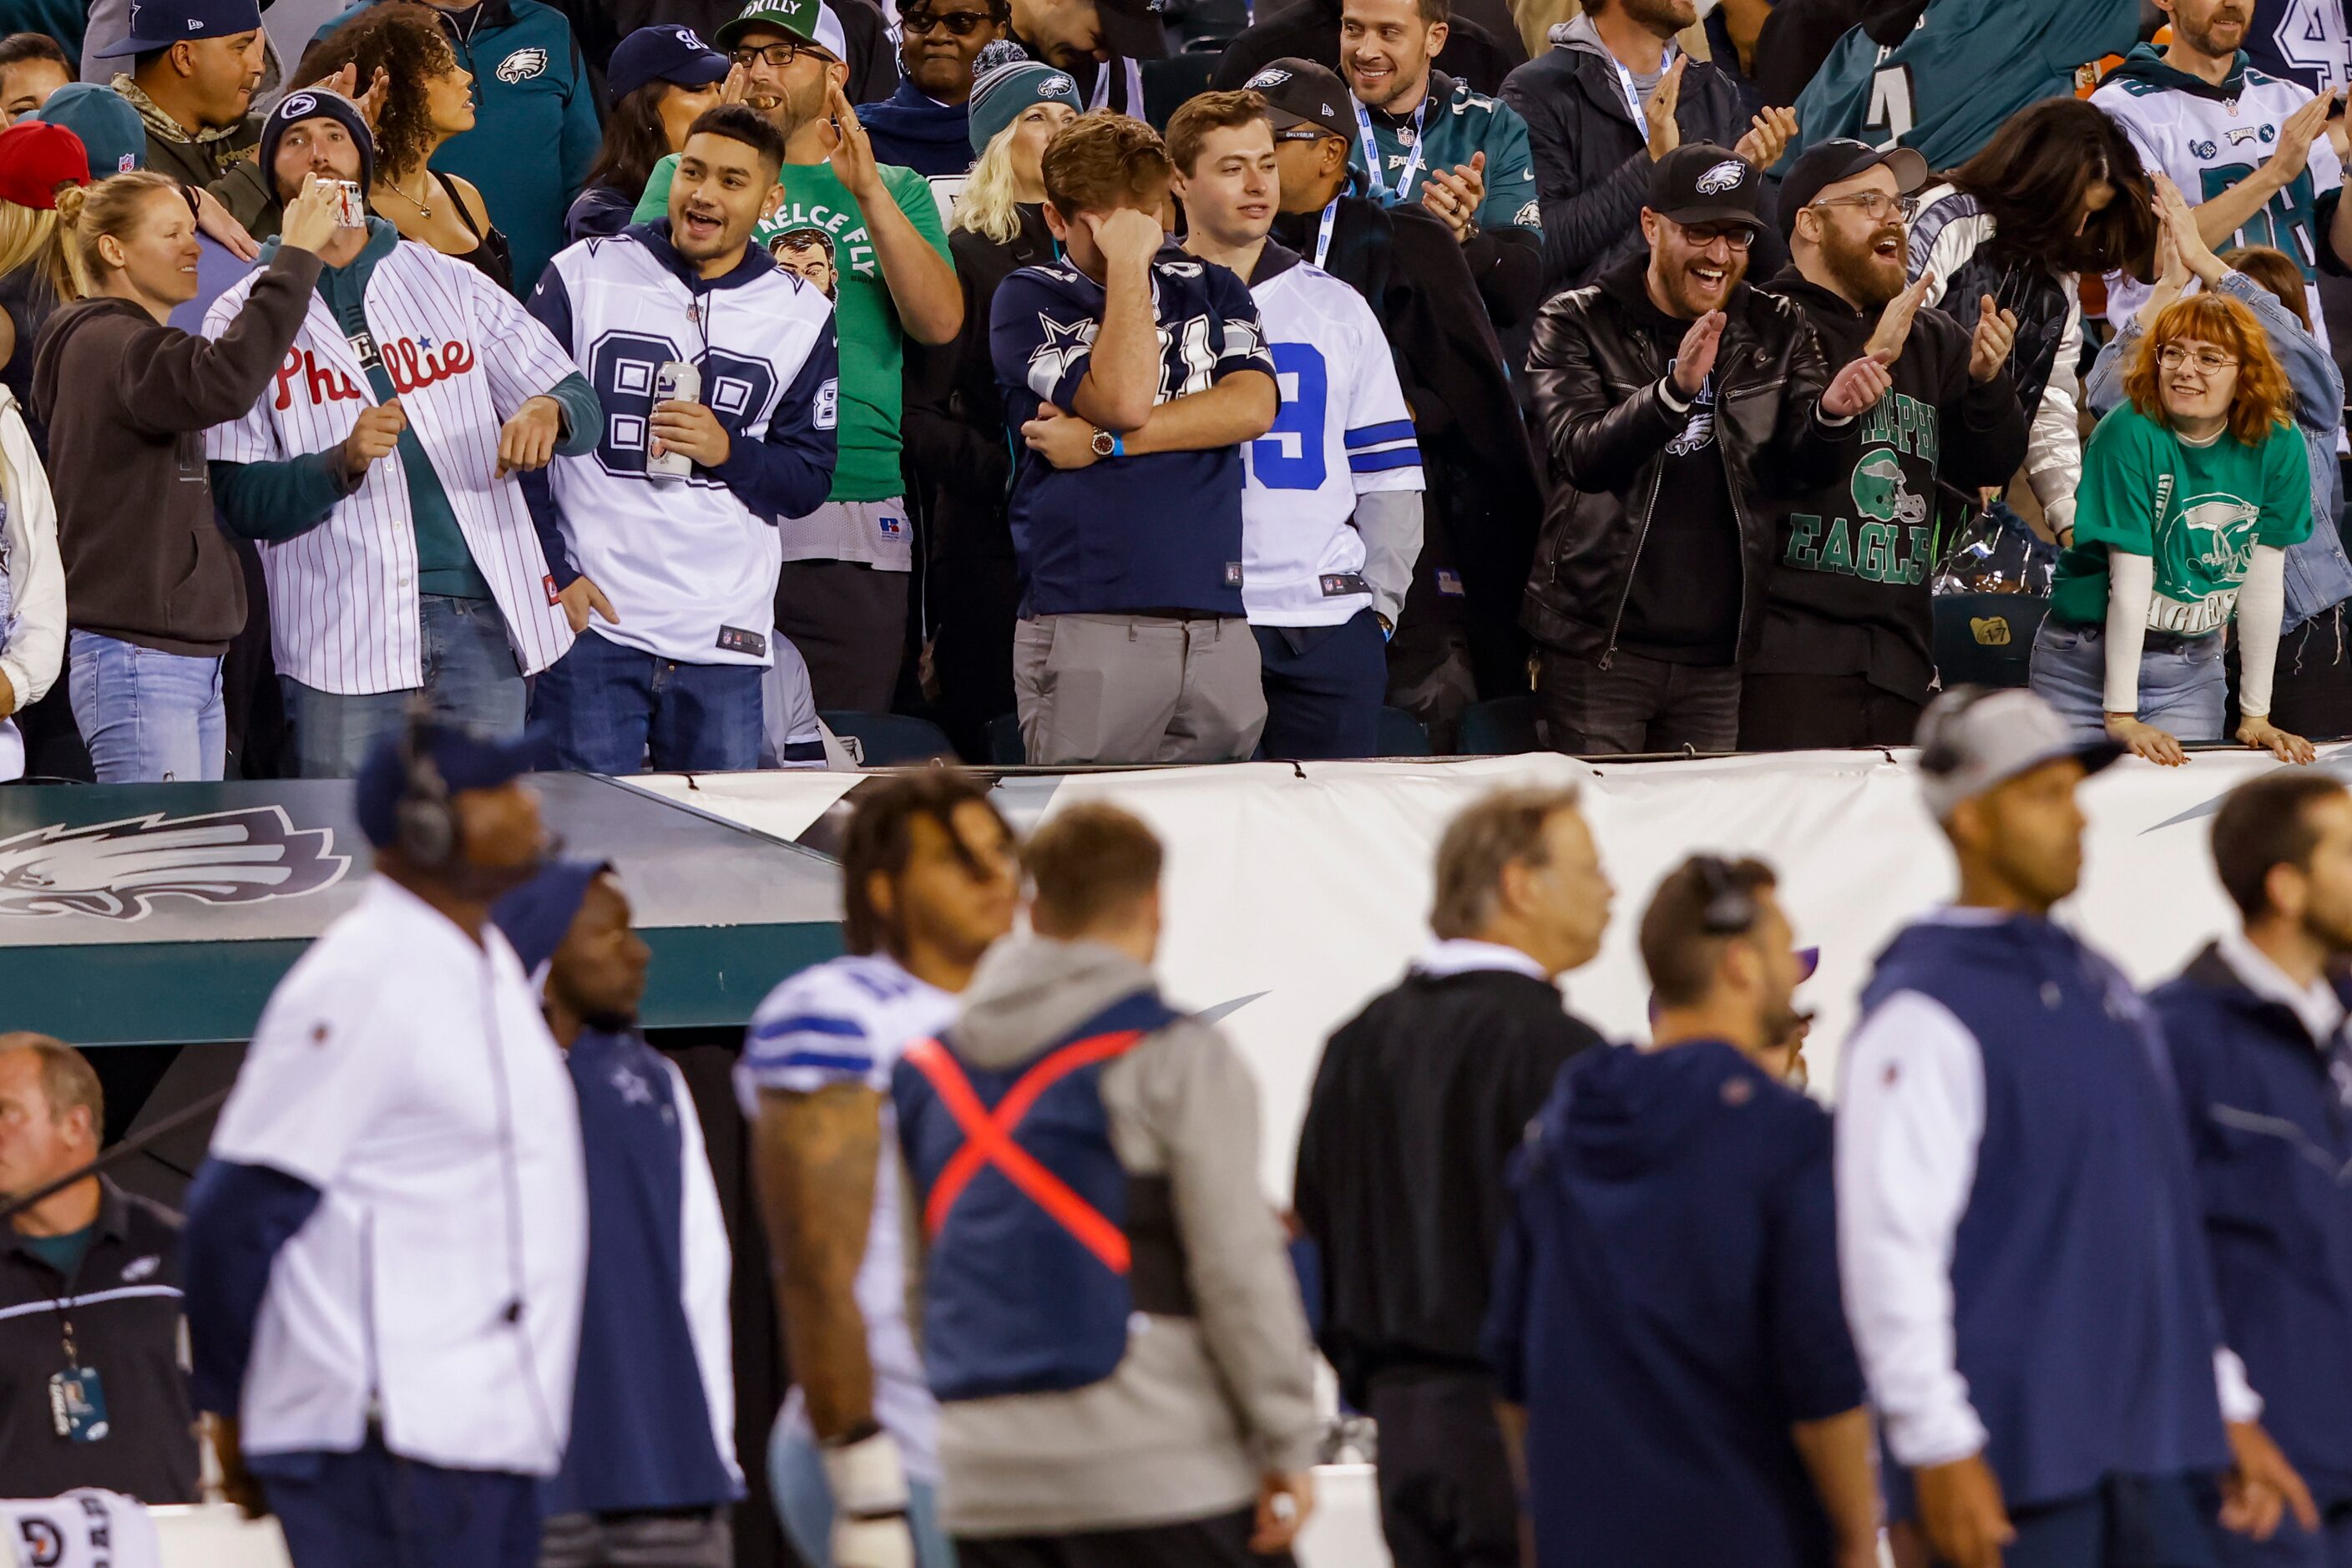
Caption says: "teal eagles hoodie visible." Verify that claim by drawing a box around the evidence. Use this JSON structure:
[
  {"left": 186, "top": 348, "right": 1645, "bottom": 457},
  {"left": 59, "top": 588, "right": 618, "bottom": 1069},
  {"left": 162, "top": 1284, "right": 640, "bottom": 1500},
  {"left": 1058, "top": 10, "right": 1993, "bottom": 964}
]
[{"left": 313, "top": 0, "right": 600, "bottom": 297}]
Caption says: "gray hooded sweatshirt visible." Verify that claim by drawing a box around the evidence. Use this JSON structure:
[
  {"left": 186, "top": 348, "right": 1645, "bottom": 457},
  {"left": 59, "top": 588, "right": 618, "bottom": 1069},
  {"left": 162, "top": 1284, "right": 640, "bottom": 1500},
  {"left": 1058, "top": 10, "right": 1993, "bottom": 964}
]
[{"left": 913, "top": 934, "right": 1321, "bottom": 1537}]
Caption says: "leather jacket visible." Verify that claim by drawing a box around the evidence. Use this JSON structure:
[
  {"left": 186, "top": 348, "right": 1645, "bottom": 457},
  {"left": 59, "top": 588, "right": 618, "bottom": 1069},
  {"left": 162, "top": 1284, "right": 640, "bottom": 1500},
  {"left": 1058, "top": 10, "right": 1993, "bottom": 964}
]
[{"left": 1522, "top": 255, "right": 1859, "bottom": 663}]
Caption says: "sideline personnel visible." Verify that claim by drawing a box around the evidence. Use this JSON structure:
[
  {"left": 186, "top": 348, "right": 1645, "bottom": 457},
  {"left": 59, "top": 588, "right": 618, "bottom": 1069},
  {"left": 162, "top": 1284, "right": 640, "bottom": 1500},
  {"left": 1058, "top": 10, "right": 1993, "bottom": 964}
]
[
  {"left": 1293, "top": 785, "right": 1608, "bottom": 1568},
  {"left": 1488, "top": 856, "right": 1876, "bottom": 1568},
  {"left": 1839, "top": 686, "right": 2310, "bottom": 1568},
  {"left": 180, "top": 719, "right": 587, "bottom": 1568}
]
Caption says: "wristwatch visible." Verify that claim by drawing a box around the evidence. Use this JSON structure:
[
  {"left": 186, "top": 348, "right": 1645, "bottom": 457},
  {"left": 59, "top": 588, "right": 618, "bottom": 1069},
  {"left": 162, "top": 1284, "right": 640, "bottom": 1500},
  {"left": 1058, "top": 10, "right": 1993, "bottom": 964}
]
[{"left": 1090, "top": 427, "right": 1116, "bottom": 458}]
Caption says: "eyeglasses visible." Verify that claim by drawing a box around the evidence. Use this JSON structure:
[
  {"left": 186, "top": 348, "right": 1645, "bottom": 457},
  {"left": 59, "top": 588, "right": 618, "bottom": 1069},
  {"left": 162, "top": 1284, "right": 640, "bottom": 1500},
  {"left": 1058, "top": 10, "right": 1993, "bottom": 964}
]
[
  {"left": 903, "top": 8, "right": 997, "bottom": 34},
  {"left": 1676, "top": 221, "right": 1755, "bottom": 250},
  {"left": 2156, "top": 346, "right": 2238, "bottom": 373},
  {"left": 731, "top": 39, "right": 827, "bottom": 68},
  {"left": 1808, "top": 191, "right": 1917, "bottom": 222}
]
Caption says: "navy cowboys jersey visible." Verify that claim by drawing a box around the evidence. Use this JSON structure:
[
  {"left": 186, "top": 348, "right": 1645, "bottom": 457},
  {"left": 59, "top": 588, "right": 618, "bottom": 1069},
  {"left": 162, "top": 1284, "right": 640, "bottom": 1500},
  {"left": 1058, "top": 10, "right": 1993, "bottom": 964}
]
[{"left": 990, "top": 244, "right": 1279, "bottom": 618}]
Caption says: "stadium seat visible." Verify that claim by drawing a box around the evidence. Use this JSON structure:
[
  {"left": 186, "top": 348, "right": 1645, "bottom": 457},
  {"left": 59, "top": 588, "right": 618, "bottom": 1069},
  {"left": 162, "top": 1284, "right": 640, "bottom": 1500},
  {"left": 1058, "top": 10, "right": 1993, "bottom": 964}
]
[
  {"left": 1457, "top": 695, "right": 1541, "bottom": 756},
  {"left": 818, "top": 712, "right": 956, "bottom": 767},
  {"left": 986, "top": 714, "right": 1026, "bottom": 766},
  {"left": 1377, "top": 706, "right": 1432, "bottom": 757},
  {"left": 1932, "top": 594, "right": 2050, "bottom": 691}
]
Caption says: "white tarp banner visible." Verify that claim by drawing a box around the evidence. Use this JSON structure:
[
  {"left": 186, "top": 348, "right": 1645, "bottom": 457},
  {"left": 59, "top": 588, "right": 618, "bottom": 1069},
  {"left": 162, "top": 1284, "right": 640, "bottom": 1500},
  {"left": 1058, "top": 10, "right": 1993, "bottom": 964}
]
[{"left": 627, "top": 746, "right": 2336, "bottom": 1196}]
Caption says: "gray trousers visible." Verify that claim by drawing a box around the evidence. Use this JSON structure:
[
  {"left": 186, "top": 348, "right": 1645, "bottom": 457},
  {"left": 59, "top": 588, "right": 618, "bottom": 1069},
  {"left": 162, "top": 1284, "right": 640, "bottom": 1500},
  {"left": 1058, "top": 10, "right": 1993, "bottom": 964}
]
[
  {"left": 1014, "top": 613, "right": 1266, "bottom": 765},
  {"left": 538, "top": 1508, "right": 732, "bottom": 1568}
]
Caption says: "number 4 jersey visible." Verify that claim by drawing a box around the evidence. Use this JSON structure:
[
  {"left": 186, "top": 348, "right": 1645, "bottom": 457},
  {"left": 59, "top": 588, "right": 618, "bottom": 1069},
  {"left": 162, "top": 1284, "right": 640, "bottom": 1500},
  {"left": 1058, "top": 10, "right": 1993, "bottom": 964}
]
[
  {"left": 1239, "top": 245, "right": 1424, "bottom": 627},
  {"left": 2093, "top": 45, "right": 2344, "bottom": 350}
]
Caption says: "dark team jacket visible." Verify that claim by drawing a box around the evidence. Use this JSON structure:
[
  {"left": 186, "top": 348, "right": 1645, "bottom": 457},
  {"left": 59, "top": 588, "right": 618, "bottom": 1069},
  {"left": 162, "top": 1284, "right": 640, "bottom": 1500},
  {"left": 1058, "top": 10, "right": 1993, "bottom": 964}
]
[
  {"left": 0, "top": 1180, "right": 199, "bottom": 1505},
  {"left": 1486, "top": 1041, "right": 1864, "bottom": 1568},
  {"left": 1521, "top": 253, "right": 1857, "bottom": 665},
  {"left": 2152, "top": 945, "right": 2352, "bottom": 1495},
  {"left": 1293, "top": 965, "right": 1603, "bottom": 1408},
  {"left": 989, "top": 241, "right": 1277, "bottom": 618},
  {"left": 1753, "top": 267, "right": 2027, "bottom": 701}
]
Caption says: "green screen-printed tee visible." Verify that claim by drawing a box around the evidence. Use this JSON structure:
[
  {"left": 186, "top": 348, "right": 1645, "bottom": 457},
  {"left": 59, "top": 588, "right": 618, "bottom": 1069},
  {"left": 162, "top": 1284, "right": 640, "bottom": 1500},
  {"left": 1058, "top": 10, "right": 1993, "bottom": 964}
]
[
  {"left": 2048, "top": 402, "right": 2311, "bottom": 633},
  {"left": 635, "top": 155, "right": 949, "bottom": 508}
]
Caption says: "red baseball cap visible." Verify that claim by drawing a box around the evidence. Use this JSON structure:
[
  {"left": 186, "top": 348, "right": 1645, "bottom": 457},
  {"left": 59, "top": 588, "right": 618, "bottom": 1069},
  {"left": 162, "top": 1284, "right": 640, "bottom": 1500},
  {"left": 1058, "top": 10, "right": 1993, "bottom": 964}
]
[{"left": 0, "top": 122, "right": 91, "bottom": 211}]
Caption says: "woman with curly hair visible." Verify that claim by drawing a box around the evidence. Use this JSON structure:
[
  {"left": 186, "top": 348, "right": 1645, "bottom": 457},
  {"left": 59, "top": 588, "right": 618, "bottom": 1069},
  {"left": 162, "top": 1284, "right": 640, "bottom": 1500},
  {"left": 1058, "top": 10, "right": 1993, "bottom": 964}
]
[
  {"left": 296, "top": 5, "right": 511, "bottom": 290},
  {"left": 2031, "top": 287, "right": 2316, "bottom": 767}
]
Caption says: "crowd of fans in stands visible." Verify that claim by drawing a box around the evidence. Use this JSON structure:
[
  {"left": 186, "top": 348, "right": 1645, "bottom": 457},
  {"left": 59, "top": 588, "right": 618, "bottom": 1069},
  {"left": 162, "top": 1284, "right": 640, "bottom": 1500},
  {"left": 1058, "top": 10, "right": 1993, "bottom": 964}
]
[{"left": 0, "top": 0, "right": 2341, "bottom": 779}]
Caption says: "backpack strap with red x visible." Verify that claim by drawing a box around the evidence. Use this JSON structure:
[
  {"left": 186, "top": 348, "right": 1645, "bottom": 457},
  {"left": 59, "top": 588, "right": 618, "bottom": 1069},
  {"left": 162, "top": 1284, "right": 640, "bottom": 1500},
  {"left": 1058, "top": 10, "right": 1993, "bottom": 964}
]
[{"left": 899, "top": 1029, "right": 1149, "bottom": 1274}]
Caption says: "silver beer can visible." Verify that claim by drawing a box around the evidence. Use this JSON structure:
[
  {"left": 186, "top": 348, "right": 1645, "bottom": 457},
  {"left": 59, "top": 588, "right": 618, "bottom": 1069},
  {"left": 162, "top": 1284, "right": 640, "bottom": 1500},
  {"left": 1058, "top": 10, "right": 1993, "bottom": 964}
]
[
  {"left": 648, "top": 360, "right": 700, "bottom": 479},
  {"left": 328, "top": 180, "right": 367, "bottom": 230}
]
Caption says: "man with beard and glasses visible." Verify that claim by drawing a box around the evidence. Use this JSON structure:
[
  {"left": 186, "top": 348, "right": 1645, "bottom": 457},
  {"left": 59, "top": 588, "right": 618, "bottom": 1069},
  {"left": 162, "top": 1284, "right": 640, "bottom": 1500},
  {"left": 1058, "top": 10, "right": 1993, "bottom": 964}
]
[
  {"left": 1839, "top": 686, "right": 2312, "bottom": 1568},
  {"left": 1488, "top": 855, "right": 1878, "bottom": 1568},
  {"left": 2154, "top": 772, "right": 2352, "bottom": 1568},
  {"left": 859, "top": 0, "right": 1009, "bottom": 190},
  {"left": 1523, "top": 143, "right": 1888, "bottom": 757},
  {"left": 180, "top": 720, "right": 587, "bottom": 1568},
  {"left": 2094, "top": 0, "right": 2352, "bottom": 357},
  {"left": 1745, "top": 139, "right": 2027, "bottom": 751},
  {"left": 493, "top": 863, "right": 744, "bottom": 1568},
  {"left": 529, "top": 102, "right": 839, "bottom": 774},
  {"left": 634, "top": 0, "right": 961, "bottom": 718}
]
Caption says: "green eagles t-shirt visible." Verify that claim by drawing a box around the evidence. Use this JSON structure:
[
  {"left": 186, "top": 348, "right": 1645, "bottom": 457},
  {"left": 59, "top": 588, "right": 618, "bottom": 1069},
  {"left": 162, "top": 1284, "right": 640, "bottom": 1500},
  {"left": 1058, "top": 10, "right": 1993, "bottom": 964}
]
[
  {"left": 635, "top": 156, "right": 949, "bottom": 503},
  {"left": 2049, "top": 402, "right": 2312, "bottom": 633}
]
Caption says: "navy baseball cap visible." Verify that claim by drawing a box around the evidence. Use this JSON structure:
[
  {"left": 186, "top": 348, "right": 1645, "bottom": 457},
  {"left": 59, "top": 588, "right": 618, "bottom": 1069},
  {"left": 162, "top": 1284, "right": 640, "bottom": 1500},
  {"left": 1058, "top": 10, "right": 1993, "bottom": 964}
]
[
  {"left": 492, "top": 860, "right": 615, "bottom": 974},
  {"left": 353, "top": 721, "right": 551, "bottom": 851},
  {"left": 607, "top": 24, "right": 731, "bottom": 109},
  {"left": 95, "top": 0, "right": 266, "bottom": 57}
]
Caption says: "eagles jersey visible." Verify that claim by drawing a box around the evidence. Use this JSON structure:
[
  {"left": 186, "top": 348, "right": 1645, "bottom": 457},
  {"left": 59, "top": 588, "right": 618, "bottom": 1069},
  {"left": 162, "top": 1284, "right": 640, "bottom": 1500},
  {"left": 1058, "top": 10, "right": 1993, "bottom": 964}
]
[
  {"left": 529, "top": 225, "right": 840, "bottom": 667},
  {"left": 2094, "top": 46, "right": 2344, "bottom": 351},
  {"left": 1787, "top": 0, "right": 2136, "bottom": 172},
  {"left": 991, "top": 243, "right": 1279, "bottom": 618},
  {"left": 1240, "top": 246, "right": 1423, "bottom": 627},
  {"left": 1348, "top": 71, "right": 1542, "bottom": 238},
  {"left": 736, "top": 953, "right": 955, "bottom": 1484}
]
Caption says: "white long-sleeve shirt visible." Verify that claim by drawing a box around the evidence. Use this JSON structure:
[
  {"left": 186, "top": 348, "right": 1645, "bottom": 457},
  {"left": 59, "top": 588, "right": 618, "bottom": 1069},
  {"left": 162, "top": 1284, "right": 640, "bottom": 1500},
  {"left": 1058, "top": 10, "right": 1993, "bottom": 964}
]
[
  {"left": 0, "top": 387, "right": 63, "bottom": 782},
  {"left": 1835, "top": 911, "right": 2262, "bottom": 1470}
]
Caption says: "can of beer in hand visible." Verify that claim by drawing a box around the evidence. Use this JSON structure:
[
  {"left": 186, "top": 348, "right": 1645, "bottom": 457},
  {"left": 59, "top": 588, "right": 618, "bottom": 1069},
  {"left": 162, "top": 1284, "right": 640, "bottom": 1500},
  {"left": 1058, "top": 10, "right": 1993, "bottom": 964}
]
[
  {"left": 648, "top": 360, "right": 700, "bottom": 479},
  {"left": 327, "top": 180, "right": 367, "bottom": 230}
]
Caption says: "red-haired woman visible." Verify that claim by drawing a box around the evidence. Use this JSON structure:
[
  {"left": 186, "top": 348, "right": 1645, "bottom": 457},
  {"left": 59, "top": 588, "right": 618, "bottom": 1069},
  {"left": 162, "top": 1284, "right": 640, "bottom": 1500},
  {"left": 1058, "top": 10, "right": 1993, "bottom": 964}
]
[{"left": 2031, "top": 291, "right": 2316, "bottom": 766}]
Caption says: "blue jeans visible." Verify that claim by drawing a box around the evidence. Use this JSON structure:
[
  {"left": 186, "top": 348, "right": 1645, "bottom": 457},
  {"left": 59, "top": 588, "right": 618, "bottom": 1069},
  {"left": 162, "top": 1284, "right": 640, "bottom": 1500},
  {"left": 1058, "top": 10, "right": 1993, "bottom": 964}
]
[
  {"left": 1254, "top": 610, "right": 1388, "bottom": 760},
  {"left": 768, "top": 1421, "right": 954, "bottom": 1568},
  {"left": 531, "top": 629, "right": 763, "bottom": 773},
  {"left": 67, "top": 629, "right": 225, "bottom": 782},
  {"left": 282, "top": 594, "right": 526, "bottom": 779},
  {"left": 2030, "top": 618, "right": 2228, "bottom": 744}
]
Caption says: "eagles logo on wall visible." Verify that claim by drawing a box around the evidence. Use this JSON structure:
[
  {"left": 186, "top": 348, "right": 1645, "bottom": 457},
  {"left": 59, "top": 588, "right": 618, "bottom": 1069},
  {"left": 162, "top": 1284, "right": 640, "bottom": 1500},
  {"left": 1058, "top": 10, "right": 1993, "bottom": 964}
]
[{"left": 0, "top": 806, "right": 351, "bottom": 921}]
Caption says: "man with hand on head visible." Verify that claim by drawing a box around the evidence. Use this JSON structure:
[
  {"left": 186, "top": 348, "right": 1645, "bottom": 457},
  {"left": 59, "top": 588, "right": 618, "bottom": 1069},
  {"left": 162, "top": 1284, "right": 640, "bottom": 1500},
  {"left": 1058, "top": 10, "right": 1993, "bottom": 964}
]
[
  {"left": 1525, "top": 142, "right": 1884, "bottom": 756},
  {"left": 1297, "top": 786, "right": 1610, "bottom": 1568},
  {"left": 203, "top": 89, "right": 601, "bottom": 779},
  {"left": 633, "top": 0, "right": 962, "bottom": 716},
  {"left": 529, "top": 102, "right": 839, "bottom": 775},
  {"left": 180, "top": 721, "right": 587, "bottom": 1568},
  {"left": 1746, "top": 139, "right": 2028, "bottom": 751},
  {"left": 1488, "top": 854, "right": 1877, "bottom": 1568},
  {"left": 994, "top": 110, "right": 1280, "bottom": 765},
  {"left": 1839, "top": 685, "right": 2312, "bottom": 1568},
  {"left": 1169, "top": 89, "right": 1423, "bottom": 761},
  {"left": 493, "top": 862, "right": 744, "bottom": 1568},
  {"left": 2152, "top": 772, "right": 2352, "bottom": 1568}
]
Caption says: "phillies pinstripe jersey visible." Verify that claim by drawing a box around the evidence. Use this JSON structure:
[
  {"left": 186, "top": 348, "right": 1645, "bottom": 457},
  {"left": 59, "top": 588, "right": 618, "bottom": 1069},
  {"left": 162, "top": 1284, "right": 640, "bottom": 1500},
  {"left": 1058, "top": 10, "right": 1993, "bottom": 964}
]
[
  {"left": 1241, "top": 247, "right": 1423, "bottom": 627},
  {"left": 529, "top": 225, "right": 839, "bottom": 667},
  {"left": 203, "top": 240, "right": 580, "bottom": 696}
]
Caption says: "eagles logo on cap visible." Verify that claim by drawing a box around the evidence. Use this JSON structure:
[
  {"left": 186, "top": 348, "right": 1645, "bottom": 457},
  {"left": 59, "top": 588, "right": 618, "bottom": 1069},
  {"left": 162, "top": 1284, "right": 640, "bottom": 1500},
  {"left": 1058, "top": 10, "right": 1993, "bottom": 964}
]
[
  {"left": 1696, "top": 159, "right": 1747, "bottom": 195},
  {"left": 1044, "top": 72, "right": 1073, "bottom": 93},
  {"left": 1247, "top": 67, "right": 1292, "bottom": 87}
]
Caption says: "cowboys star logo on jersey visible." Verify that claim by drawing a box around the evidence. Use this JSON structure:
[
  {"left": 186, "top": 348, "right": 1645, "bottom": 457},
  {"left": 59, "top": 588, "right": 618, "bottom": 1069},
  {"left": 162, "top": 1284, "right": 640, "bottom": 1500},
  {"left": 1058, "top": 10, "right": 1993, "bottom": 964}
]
[
  {"left": 0, "top": 806, "right": 350, "bottom": 920},
  {"left": 496, "top": 46, "right": 549, "bottom": 82},
  {"left": 1029, "top": 315, "right": 1097, "bottom": 385}
]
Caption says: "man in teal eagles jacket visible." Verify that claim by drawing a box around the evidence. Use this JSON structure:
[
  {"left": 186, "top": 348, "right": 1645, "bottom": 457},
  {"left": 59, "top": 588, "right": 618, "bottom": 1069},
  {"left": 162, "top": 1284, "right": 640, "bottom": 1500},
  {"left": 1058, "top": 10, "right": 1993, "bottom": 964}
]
[{"left": 312, "top": 0, "right": 600, "bottom": 294}]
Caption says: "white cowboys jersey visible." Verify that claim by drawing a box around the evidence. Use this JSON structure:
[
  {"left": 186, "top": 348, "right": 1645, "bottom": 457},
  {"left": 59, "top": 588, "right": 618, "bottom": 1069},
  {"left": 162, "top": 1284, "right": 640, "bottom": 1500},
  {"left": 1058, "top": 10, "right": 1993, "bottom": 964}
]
[
  {"left": 534, "top": 231, "right": 838, "bottom": 667},
  {"left": 203, "top": 241, "right": 580, "bottom": 696},
  {"left": 735, "top": 953, "right": 953, "bottom": 1482},
  {"left": 1240, "top": 252, "right": 1424, "bottom": 626},
  {"left": 2093, "top": 64, "right": 2344, "bottom": 350}
]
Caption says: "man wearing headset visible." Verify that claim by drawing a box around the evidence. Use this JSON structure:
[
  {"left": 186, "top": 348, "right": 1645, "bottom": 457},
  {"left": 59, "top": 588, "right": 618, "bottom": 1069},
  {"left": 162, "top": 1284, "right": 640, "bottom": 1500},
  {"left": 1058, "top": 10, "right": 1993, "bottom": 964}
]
[
  {"left": 1485, "top": 853, "right": 1877, "bottom": 1568},
  {"left": 180, "top": 719, "right": 589, "bottom": 1568},
  {"left": 1837, "top": 686, "right": 2311, "bottom": 1568}
]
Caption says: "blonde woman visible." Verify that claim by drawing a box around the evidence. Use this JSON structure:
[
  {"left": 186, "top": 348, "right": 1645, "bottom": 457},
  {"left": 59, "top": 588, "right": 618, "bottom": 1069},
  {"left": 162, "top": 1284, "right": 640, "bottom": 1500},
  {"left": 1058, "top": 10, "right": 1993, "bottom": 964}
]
[
  {"left": 901, "top": 57, "right": 1079, "bottom": 759},
  {"left": 32, "top": 169, "right": 337, "bottom": 781}
]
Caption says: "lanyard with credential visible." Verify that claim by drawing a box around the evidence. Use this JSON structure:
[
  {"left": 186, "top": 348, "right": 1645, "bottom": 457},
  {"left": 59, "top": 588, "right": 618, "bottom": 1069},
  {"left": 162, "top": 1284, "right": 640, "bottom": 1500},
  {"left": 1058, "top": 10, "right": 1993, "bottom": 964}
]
[
  {"left": 1355, "top": 97, "right": 1428, "bottom": 203},
  {"left": 1612, "top": 58, "right": 1646, "bottom": 122},
  {"left": 1314, "top": 197, "right": 1340, "bottom": 271}
]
